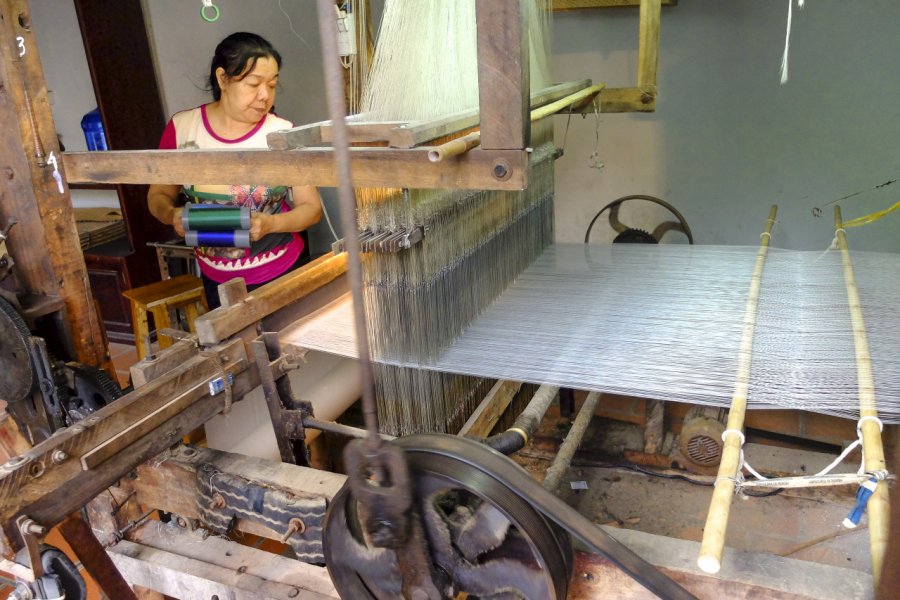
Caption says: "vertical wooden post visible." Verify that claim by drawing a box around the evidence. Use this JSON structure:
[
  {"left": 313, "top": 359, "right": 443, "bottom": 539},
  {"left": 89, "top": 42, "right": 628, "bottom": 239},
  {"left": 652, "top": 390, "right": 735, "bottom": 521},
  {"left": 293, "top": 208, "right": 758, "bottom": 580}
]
[
  {"left": 0, "top": 0, "right": 106, "bottom": 365},
  {"left": 637, "top": 0, "right": 661, "bottom": 89},
  {"left": 476, "top": 0, "right": 530, "bottom": 150}
]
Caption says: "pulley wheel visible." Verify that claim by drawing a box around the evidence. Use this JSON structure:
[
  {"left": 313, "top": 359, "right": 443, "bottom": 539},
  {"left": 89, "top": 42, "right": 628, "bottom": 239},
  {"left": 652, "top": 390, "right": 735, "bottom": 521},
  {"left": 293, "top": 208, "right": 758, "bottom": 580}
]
[
  {"left": 324, "top": 436, "right": 573, "bottom": 599},
  {"left": 0, "top": 296, "right": 34, "bottom": 403},
  {"left": 584, "top": 194, "right": 694, "bottom": 245}
]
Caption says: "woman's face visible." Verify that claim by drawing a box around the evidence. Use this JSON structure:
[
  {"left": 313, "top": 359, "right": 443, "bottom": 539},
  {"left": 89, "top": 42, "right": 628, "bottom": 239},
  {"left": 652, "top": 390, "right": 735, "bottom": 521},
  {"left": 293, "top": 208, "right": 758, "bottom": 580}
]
[{"left": 219, "top": 56, "right": 279, "bottom": 124}]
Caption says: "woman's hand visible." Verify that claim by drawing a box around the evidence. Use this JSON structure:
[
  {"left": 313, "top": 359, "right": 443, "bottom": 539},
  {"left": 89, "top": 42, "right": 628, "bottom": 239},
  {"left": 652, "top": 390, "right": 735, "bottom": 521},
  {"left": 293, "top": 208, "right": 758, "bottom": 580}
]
[
  {"left": 249, "top": 212, "right": 274, "bottom": 242},
  {"left": 171, "top": 207, "right": 185, "bottom": 237}
]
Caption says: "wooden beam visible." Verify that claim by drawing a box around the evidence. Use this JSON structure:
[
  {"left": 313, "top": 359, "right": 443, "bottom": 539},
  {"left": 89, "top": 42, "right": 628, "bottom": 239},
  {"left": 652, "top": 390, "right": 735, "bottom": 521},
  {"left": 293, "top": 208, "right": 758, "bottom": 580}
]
[
  {"left": 61, "top": 146, "right": 530, "bottom": 191},
  {"left": 476, "top": 0, "right": 529, "bottom": 150},
  {"left": 638, "top": 0, "right": 662, "bottom": 89},
  {"left": 570, "top": 528, "right": 871, "bottom": 600},
  {"left": 0, "top": 339, "right": 256, "bottom": 558},
  {"left": 319, "top": 121, "right": 407, "bottom": 144},
  {"left": 459, "top": 381, "right": 523, "bottom": 438},
  {"left": 0, "top": 0, "right": 106, "bottom": 365},
  {"left": 388, "top": 80, "right": 593, "bottom": 149},
  {"left": 108, "top": 516, "right": 869, "bottom": 600},
  {"left": 553, "top": 0, "right": 676, "bottom": 9},
  {"left": 110, "top": 524, "right": 339, "bottom": 599},
  {"left": 127, "top": 445, "right": 345, "bottom": 542},
  {"left": 266, "top": 121, "right": 325, "bottom": 150},
  {"left": 597, "top": 87, "right": 656, "bottom": 112},
  {"left": 195, "top": 253, "right": 348, "bottom": 346}
]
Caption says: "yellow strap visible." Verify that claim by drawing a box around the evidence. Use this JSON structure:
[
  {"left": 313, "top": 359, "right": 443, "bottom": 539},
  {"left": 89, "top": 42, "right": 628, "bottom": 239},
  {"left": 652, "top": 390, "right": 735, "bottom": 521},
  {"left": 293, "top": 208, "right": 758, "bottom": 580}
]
[{"left": 843, "top": 200, "right": 900, "bottom": 228}]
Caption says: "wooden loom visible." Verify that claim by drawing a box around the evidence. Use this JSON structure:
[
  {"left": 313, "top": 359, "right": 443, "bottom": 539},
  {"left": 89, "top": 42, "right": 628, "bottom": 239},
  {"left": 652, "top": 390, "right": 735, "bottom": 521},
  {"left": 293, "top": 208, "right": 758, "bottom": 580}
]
[{"left": 0, "top": 0, "right": 887, "bottom": 598}]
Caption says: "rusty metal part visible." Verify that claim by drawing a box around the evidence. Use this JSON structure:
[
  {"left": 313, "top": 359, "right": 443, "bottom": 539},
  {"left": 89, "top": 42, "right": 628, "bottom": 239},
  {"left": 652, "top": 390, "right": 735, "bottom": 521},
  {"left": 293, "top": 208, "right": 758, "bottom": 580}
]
[
  {"left": 303, "top": 417, "right": 395, "bottom": 442},
  {"left": 342, "top": 439, "right": 442, "bottom": 597},
  {"left": 325, "top": 435, "right": 697, "bottom": 599},
  {"left": 58, "top": 513, "right": 137, "bottom": 600},
  {"left": 584, "top": 194, "right": 694, "bottom": 245},
  {"left": 325, "top": 436, "right": 571, "bottom": 599},
  {"left": 677, "top": 406, "right": 727, "bottom": 474},
  {"left": 0, "top": 296, "right": 35, "bottom": 413}
]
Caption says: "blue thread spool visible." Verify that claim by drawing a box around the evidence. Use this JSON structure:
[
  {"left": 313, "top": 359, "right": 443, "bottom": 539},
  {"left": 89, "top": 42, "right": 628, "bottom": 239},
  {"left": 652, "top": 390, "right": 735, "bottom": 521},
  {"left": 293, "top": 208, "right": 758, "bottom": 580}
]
[
  {"left": 80, "top": 108, "right": 108, "bottom": 151},
  {"left": 185, "top": 230, "right": 251, "bottom": 248}
]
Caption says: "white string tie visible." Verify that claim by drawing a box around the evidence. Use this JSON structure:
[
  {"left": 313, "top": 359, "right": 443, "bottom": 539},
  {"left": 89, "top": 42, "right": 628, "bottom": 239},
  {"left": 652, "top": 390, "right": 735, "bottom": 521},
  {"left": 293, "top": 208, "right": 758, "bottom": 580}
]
[{"left": 721, "top": 429, "right": 745, "bottom": 446}]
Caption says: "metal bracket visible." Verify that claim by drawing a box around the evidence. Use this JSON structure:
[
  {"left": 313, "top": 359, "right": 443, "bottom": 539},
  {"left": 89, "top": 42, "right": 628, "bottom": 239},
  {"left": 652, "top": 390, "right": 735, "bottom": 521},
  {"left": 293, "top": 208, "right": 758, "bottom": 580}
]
[
  {"left": 10, "top": 516, "right": 47, "bottom": 582},
  {"left": 250, "top": 333, "right": 313, "bottom": 466},
  {"left": 332, "top": 225, "right": 426, "bottom": 255}
]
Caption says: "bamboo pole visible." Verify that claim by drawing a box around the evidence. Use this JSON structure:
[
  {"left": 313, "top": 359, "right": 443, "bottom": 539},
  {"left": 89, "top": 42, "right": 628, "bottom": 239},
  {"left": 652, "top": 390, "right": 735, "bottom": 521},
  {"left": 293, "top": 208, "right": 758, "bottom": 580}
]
[
  {"left": 429, "top": 83, "right": 606, "bottom": 161},
  {"left": 697, "top": 205, "right": 778, "bottom": 574},
  {"left": 834, "top": 206, "right": 890, "bottom": 584},
  {"left": 637, "top": 0, "right": 661, "bottom": 89}
]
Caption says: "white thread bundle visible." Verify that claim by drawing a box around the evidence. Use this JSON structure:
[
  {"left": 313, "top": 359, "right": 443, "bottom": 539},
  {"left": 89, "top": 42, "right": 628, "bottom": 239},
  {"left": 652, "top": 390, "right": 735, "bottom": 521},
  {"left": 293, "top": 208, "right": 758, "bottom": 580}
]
[
  {"left": 347, "top": 0, "right": 555, "bottom": 434},
  {"left": 283, "top": 243, "right": 900, "bottom": 425},
  {"left": 361, "top": 0, "right": 552, "bottom": 120}
]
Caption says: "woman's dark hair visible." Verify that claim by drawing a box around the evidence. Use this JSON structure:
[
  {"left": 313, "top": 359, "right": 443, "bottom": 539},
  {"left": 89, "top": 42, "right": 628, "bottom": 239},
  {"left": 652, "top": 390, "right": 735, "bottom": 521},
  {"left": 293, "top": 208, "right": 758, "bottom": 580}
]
[{"left": 208, "top": 32, "right": 282, "bottom": 101}]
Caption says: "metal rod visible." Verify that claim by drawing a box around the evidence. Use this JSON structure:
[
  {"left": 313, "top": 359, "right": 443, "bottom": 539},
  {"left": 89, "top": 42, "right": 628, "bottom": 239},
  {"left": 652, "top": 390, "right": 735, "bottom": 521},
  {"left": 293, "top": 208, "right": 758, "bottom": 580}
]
[
  {"left": 315, "top": 0, "right": 379, "bottom": 448},
  {"left": 303, "top": 417, "right": 395, "bottom": 442},
  {"left": 58, "top": 513, "right": 137, "bottom": 600},
  {"left": 543, "top": 392, "right": 602, "bottom": 492}
]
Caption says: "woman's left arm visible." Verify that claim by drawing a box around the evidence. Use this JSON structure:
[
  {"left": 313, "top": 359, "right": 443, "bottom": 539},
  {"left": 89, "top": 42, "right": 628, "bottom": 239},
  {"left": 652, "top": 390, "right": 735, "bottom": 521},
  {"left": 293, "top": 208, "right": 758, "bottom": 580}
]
[{"left": 249, "top": 185, "right": 323, "bottom": 241}]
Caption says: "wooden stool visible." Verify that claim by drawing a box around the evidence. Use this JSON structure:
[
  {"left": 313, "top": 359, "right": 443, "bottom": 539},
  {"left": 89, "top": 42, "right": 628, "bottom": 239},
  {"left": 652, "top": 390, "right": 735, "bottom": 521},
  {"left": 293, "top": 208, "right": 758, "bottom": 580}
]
[{"left": 122, "top": 274, "right": 208, "bottom": 361}]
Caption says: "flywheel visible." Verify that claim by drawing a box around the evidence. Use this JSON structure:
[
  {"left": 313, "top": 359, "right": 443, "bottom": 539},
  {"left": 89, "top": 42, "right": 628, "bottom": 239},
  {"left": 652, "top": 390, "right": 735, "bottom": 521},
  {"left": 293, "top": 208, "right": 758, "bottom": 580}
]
[
  {"left": 324, "top": 436, "right": 573, "bottom": 599},
  {"left": 0, "top": 296, "right": 35, "bottom": 403}
]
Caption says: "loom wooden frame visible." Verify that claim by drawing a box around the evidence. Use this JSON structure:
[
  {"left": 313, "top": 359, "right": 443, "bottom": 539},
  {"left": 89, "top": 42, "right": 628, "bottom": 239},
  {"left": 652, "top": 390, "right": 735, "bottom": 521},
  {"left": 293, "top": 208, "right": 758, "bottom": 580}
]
[{"left": 0, "top": 0, "right": 701, "bottom": 597}]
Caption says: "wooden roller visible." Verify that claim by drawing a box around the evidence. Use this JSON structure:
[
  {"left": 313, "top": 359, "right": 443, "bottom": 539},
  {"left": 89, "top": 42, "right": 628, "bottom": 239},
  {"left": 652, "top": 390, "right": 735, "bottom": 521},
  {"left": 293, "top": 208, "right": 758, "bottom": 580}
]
[{"left": 429, "top": 83, "right": 606, "bottom": 162}]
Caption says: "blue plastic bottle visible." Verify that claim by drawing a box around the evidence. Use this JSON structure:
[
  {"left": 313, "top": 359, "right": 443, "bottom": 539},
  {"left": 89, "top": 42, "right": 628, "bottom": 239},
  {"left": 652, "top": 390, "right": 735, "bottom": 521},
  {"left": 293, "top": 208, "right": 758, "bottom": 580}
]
[{"left": 80, "top": 108, "right": 108, "bottom": 151}]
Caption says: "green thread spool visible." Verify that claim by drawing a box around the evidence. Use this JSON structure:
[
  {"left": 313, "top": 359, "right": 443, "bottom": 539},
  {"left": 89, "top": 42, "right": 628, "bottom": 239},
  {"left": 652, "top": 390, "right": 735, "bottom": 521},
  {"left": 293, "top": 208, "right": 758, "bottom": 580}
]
[{"left": 182, "top": 204, "right": 251, "bottom": 232}]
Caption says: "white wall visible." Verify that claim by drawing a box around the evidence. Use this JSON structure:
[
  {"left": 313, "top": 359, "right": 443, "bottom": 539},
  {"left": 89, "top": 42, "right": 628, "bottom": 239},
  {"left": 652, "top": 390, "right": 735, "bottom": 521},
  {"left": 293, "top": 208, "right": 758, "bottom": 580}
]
[
  {"left": 552, "top": 1, "right": 900, "bottom": 252},
  {"left": 30, "top": 0, "right": 120, "bottom": 208},
  {"left": 29, "top": 1, "right": 900, "bottom": 253}
]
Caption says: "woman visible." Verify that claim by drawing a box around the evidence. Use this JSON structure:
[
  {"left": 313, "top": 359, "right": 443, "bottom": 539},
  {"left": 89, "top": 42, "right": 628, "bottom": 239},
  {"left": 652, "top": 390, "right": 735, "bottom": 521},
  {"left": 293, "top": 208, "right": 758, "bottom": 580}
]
[{"left": 148, "top": 32, "right": 322, "bottom": 309}]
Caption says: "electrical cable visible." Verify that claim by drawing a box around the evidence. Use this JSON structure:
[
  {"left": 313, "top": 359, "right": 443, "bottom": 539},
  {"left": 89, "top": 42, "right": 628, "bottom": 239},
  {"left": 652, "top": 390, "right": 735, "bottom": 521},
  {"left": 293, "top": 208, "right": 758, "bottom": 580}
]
[{"left": 560, "top": 456, "right": 786, "bottom": 498}]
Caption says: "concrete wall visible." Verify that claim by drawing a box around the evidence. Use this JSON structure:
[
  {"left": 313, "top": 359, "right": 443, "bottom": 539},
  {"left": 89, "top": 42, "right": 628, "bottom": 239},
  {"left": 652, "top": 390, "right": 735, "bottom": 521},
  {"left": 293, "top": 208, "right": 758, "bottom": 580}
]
[
  {"left": 30, "top": 1, "right": 900, "bottom": 253},
  {"left": 553, "top": 1, "right": 900, "bottom": 252}
]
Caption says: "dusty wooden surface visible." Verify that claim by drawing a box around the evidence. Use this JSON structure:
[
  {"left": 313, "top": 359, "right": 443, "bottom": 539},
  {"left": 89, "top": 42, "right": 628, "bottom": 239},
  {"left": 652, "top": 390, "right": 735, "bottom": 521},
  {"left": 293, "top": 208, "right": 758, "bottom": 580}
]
[
  {"left": 61, "top": 146, "right": 530, "bottom": 191},
  {"left": 459, "top": 380, "right": 523, "bottom": 438},
  {"left": 476, "top": 0, "right": 529, "bottom": 151},
  {"left": 195, "top": 253, "right": 348, "bottom": 345},
  {"left": 0, "top": 0, "right": 106, "bottom": 366},
  {"left": 553, "top": 0, "right": 676, "bottom": 9}
]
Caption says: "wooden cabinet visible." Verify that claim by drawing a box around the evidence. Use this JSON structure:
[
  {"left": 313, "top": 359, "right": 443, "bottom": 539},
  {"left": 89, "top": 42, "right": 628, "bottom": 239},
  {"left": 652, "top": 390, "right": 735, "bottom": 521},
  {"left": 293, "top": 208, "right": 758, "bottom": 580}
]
[{"left": 84, "top": 245, "right": 132, "bottom": 342}]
